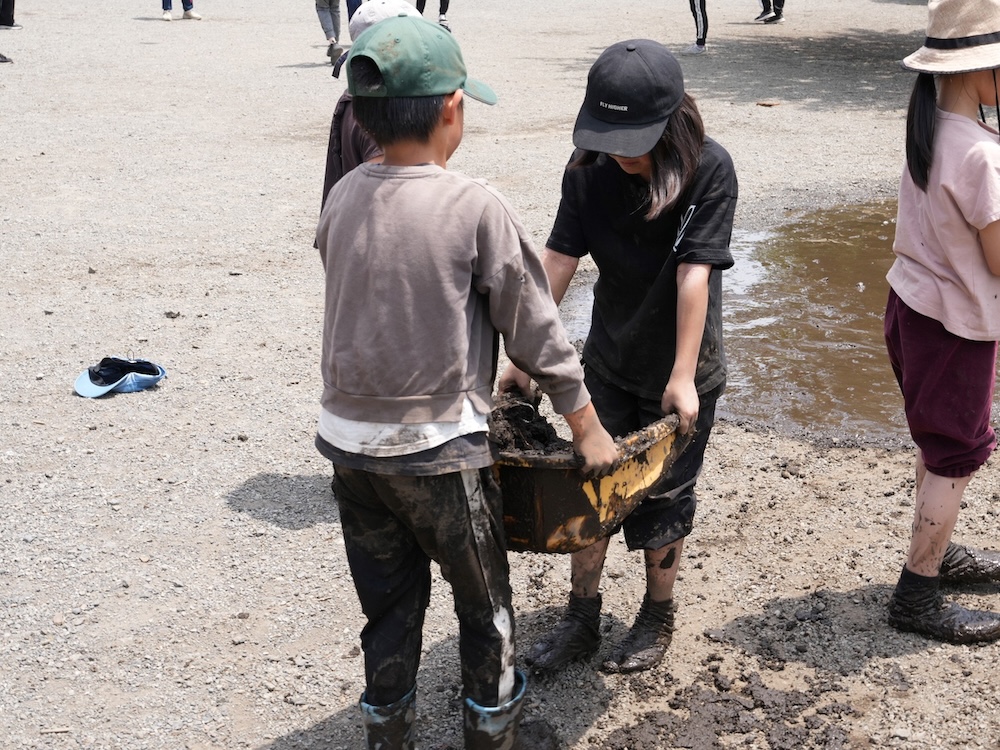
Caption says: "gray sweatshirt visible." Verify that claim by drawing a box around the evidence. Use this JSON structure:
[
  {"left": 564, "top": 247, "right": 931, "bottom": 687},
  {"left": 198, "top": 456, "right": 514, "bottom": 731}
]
[{"left": 317, "top": 163, "right": 589, "bottom": 424}]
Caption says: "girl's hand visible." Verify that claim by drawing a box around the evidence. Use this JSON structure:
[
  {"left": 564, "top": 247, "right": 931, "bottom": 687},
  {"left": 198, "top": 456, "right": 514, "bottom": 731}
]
[{"left": 661, "top": 378, "right": 700, "bottom": 435}]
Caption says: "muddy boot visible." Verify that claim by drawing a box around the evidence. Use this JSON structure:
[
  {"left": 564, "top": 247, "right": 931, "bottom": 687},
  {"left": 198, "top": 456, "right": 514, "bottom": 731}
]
[
  {"left": 887, "top": 566, "right": 1000, "bottom": 644},
  {"left": 524, "top": 593, "right": 601, "bottom": 672},
  {"left": 940, "top": 542, "right": 1000, "bottom": 584},
  {"left": 463, "top": 671, "right": 559, "bottom": 750},
  {"left": 463, "top": 669, "right": 523, "bottom": 750},
  {"left": 360, "top": 684, "right": 416, "bottom": 750},
  {"left": 601, "top": 595, "right": 674, "bottom": 674}
]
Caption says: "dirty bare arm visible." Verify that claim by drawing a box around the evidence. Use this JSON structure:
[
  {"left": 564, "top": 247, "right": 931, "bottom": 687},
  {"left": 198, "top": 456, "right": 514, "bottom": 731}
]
[
  {"left": 563, "top": 400, "right": 618, "bottom": 477},
  {"left": 661, "top": 262, "right": 711, "bottom": 435}
]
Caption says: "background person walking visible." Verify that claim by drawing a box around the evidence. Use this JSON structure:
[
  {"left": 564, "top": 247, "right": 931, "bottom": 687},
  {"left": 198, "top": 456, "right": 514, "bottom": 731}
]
[
  {"left": 161, "top": 0, "right": 201, "bottom": 21},
  {"left": 416, "top": 0, "right": 450, "bottom": 31},
  {"left": 315, "top": 0, "right": 345, "bottom": 62},
  {"left": 754, "top": 0, "right": 786, "bottom": 24},
  {"left": 684, "top": 0, "right": 708, "bottom": 54},
  {"left": 0, "top": 0, "right": 21, "bottom": 29}
]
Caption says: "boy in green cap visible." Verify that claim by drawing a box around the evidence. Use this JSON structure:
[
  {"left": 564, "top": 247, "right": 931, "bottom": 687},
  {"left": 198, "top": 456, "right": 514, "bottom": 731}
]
[{"left": 314, "top": 16, "right": 617, "bottom": 750}]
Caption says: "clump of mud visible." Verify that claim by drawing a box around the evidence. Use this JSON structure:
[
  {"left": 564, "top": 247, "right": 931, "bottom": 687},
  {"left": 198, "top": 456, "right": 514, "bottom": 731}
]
[{"left": 489, "top": 391, "right": 572, "bottom": 454}]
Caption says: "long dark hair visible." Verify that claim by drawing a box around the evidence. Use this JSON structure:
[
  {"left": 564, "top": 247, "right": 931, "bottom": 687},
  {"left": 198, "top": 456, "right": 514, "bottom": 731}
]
[
  {"left": 905, "top": 72, "right": 937, "bottom": 191},
  {"left": 570, "top": 93, "right": 705, "bottom": 220}
]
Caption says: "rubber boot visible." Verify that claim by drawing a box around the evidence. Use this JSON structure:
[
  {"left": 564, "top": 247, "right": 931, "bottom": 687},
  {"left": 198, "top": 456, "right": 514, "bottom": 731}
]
[
  {"left": 602, "top": 595, "right": 674, "bottom": 673},
  {"left": 940, "top": 542, "right": 1000, "bottom": 584},
  {"left": 463, "top": 670, "right": 558, "bottom": 749},
  {"left": 887, "top": 566, "right": 1000, "bottom": 644},
  {"left": 360, "top": 684, "right": 416, "bottom": 750},
  {"left": 463, "top": 670, "right": 525, "bottom": 750},
  {"left": 523, "top": 593, "right": 601, "bottom": 672}
]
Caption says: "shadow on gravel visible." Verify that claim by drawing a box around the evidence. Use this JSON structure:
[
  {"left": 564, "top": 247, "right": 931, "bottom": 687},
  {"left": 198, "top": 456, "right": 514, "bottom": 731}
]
[
  {"left": 543, "top": 28, "right": 921, "bottom": 115},
  {"left": 254, "top": 597, "right": 889, "bottom": 749},
  {"left": 279, "top": 62, "right": 337, "bottom": 70},
  {"left": 226, "top": 471, "right": 338, "bottom": 530},
  {"left": 256, "top": 707, "right": 364, "bottom": 750},
  {"left": 681, "top": 29, "right": 922, "bottom": 112},
  {"left": 254, "top": 604, "right": 616, "bottom": 749},
  {"left": 708, "top": 584, "right": 964, "bottom": 677}
]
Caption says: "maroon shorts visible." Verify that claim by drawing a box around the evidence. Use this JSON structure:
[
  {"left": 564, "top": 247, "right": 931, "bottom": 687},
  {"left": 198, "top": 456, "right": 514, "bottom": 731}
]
[{"left": 884, "top": 288, "right": 998, "bottom": 477}]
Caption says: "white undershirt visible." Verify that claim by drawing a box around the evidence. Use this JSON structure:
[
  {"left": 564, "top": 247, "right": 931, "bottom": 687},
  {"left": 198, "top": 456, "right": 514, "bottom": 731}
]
[{"left": 318, "top": 397, "right": 489, "bottom": 457}]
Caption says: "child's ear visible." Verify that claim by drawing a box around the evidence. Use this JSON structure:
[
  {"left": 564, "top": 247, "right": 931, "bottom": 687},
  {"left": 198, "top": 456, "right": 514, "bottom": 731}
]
[{"left": 442, "top": 89, "right": 464, "bottom": 124}]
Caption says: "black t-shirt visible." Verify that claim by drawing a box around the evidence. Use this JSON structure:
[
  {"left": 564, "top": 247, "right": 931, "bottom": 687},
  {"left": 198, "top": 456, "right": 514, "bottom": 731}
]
[{"left": 547, "top": 138, "right": 737, "bottom": 400}]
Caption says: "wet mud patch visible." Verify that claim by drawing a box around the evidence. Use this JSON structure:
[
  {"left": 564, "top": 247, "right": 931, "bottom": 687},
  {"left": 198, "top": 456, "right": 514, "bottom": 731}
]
[
  {"left": 704, "top": 586, "right": 930, "bottom": 679},
  {"left": 604, "top": 668, "right": 856, "bottom": 749}
]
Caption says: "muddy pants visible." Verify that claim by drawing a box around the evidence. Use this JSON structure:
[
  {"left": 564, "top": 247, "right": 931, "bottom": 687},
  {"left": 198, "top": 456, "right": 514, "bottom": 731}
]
[{"left": 333, "top": 465, "right": 516, "bottom": 708}]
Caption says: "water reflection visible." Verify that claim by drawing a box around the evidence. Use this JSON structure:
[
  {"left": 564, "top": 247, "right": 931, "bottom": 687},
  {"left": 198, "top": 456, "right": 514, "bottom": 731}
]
[{"left": 721, "top": 201, "right": 906, "bottom": 442}]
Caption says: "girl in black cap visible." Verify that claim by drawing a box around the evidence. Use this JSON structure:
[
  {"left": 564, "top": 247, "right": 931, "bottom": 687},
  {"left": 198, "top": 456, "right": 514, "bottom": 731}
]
[{"left": 502, "top": 38, "right": 738, "bottom": 673}]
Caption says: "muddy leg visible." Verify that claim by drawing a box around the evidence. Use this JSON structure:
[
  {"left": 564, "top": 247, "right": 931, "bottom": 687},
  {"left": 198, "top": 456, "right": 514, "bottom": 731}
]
[
  {"left": 644, "top": 538, "right": 683, "bottom": 602},
  {"left": 525, "top": 539, "right": 608, "bottom": 672},
  {"left": 906, "top": 468, "right": 970, "bottom": 577},
  {"left": 570, "top": 537, "right": 610, "bottom": 598}
]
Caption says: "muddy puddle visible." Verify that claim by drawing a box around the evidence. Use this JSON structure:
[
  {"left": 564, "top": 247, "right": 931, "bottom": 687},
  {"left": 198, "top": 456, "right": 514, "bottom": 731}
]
[
  {"left": 720, "top": 201, "right": 906, "bottom": 443},
  {"left": 560, "top": 201, "right": 910, "bottom": 443}
]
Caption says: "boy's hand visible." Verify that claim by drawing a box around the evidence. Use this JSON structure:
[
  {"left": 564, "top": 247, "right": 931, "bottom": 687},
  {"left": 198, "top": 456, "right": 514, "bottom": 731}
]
[
  {"left": 564, "top": 402, "right": 618, "bottom": 477},
  {"left": 498, "top": 363, "right": 533, "bottom": 397}
]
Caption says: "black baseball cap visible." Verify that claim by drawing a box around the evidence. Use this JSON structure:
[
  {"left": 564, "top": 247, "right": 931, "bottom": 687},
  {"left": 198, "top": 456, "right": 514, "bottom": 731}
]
[{"left": 573, "top": 40, "right": 685, "bottom": 158}]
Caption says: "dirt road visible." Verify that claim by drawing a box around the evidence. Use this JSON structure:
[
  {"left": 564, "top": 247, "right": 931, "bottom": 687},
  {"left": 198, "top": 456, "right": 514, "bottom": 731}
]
[{"left": 6, "top": 1, "right": 1000, "bottom": 748}]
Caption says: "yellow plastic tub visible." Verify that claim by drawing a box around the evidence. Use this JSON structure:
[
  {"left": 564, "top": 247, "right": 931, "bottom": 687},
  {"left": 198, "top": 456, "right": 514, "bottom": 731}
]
[{"left": 494, "top": 415, "right": 688, "bottom": 553}]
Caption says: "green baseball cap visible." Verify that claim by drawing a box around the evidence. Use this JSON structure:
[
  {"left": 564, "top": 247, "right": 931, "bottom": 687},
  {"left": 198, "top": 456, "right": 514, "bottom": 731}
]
[{"left": 346, "top": 16, "right": 497, "bottom": 105}]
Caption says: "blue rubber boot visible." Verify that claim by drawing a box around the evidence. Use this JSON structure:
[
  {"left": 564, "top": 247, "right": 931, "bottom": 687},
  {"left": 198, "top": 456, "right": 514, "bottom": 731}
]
[
  {"left": 360, "top": 684, "right": 416, "bottom": 750},
  {"left": 463, "top": 671, "right": 526, "bottom": 750}
]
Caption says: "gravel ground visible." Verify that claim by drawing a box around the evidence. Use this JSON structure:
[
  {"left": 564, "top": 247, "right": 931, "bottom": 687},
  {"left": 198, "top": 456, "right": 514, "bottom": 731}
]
[{"left": 6, "top": 0, "right": 1000, "bottom": 748}]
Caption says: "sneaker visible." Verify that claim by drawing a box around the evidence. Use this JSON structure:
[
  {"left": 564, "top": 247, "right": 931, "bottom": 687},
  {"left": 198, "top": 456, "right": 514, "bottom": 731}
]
[
  {"left": 0, "top": 52, "right": 12, "bottom": 63},
  {"left": 0, "top": 22, "right": 23, "bottom": 30},
  {"left": 754, "top": 9, "right": 776, "bottom": 21},
  {"left": 764, "top": 13, "right": 785, "bottom": 23},
  {"left": 681, "top": 43, "right": 706, "bottom": 55},
  {"left": 438, "top": 15, "right": 451, "bottom": 32},
  {"left": 161, "top": 10, "right": 172, "bottom": 20},
  {"left": 182, "top": 10, "right": 202, "bottom": 20},
  {"left": 327, "top": 41, "right": 345, "bottom": 59}
]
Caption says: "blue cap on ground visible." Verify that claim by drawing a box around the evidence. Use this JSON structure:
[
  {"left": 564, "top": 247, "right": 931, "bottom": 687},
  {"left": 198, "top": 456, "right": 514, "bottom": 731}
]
[{"left": 74, "top": 357, "right": 167, "bottom": 398}]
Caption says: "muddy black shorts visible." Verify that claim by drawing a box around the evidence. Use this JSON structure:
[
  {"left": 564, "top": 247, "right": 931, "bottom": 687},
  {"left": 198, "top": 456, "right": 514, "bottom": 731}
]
[{"left": 585, "top": 365, "right": 723, "bottom": 550}]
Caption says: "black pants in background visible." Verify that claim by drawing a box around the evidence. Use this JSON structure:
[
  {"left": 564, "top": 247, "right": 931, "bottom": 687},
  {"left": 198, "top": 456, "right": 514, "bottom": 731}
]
[
  {"left": 416, "top": 0, "right": 450, "bottom": 14},
  {"left": 689, "top": 0, "right": 707, "bottom": 45},
  {"left": 0, "top": 0, "right": 15, "bottom": 27}
]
